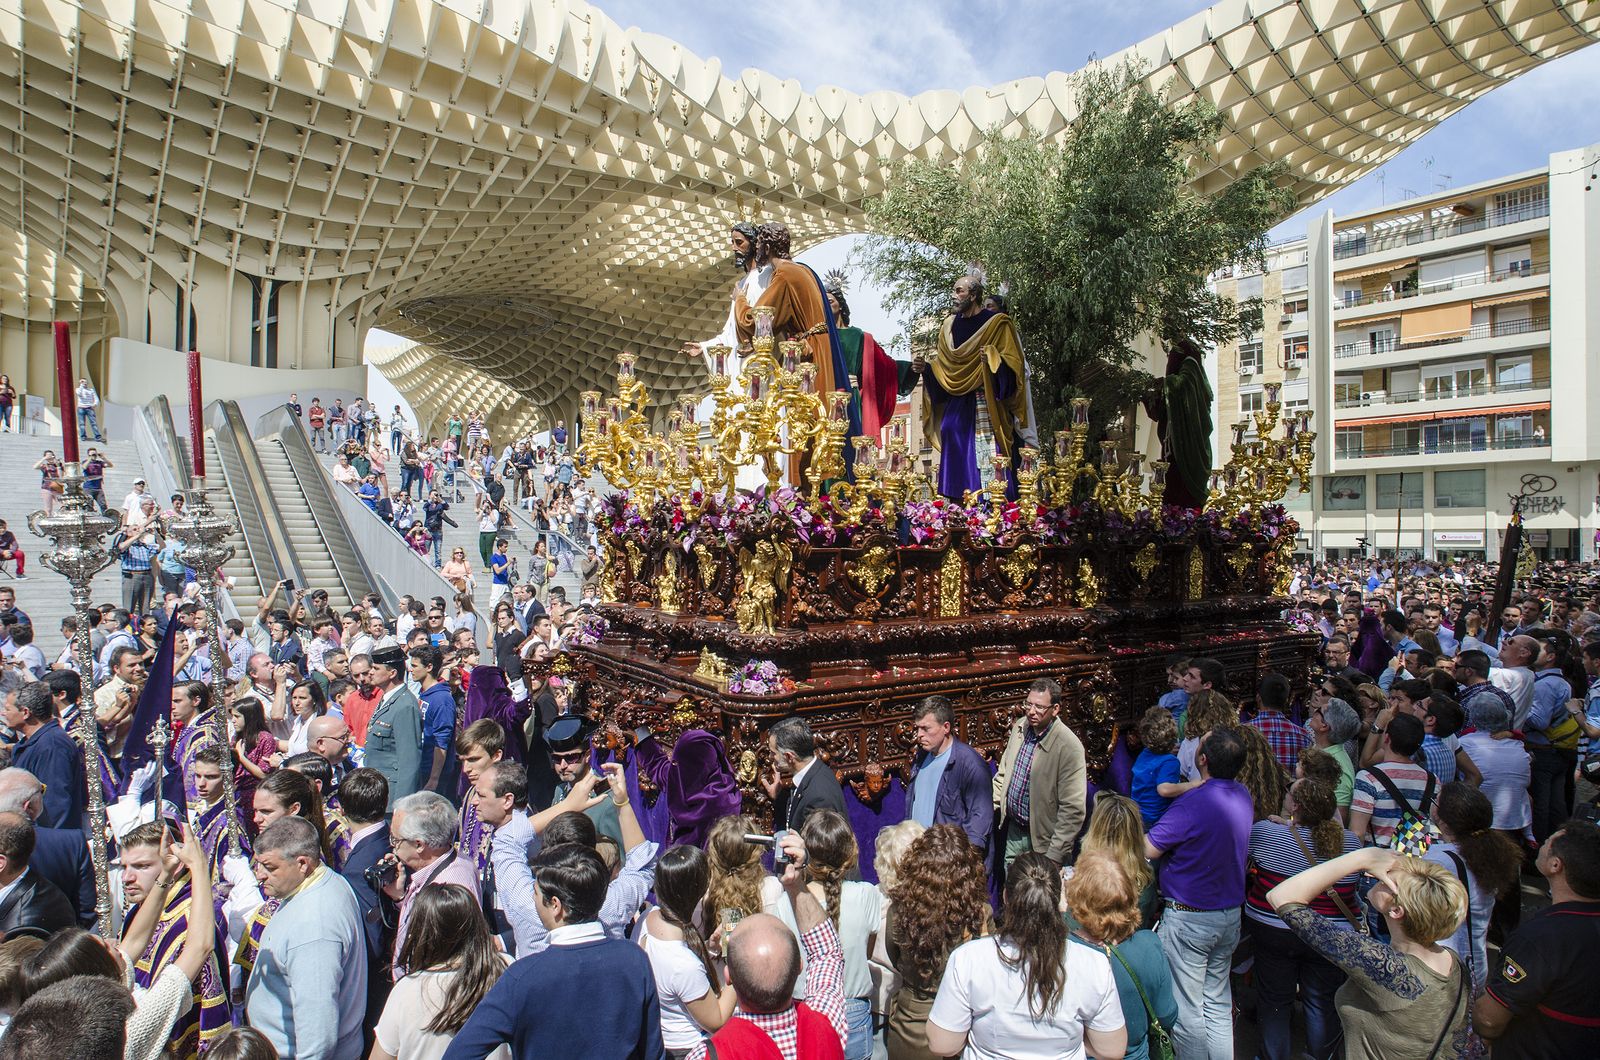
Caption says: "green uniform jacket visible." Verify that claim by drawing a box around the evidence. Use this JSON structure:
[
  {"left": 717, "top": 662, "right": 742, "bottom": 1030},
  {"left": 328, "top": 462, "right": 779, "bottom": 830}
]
[{"left": 366, "top": 685, "right": 423, "bottom": 810}]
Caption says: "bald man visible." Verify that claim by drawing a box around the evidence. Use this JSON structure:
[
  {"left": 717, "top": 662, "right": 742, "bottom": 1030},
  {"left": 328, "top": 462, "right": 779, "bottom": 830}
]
[
  {"left": 685, "top": 832, "right": 849, "bottom": 1060},
  {"left": 307, "top": 715, "right": 353, "bottom": 776},
  {"left": 0, "top": 769, "right": 95, "bottom": 927},
  {"left": 1491, "top": 634, "right": 1538, "bottom": 730}
]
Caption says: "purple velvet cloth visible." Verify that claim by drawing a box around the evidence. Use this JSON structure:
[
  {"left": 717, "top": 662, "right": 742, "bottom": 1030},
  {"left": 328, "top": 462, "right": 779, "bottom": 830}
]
[
  {"left": 462, "top": 667, "right": 528, "bottom": 765},
  {"left": 1351, "top": 610, "right": 1394, "bottom": 680},
  {"left": 634, "top": 730, "right": 743, "bottom": 851}
]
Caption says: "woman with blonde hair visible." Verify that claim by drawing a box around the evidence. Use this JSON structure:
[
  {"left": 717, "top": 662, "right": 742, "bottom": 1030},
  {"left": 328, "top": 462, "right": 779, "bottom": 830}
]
[
  {"left": 1065, "top": 851, "right": 1177, "bottom": 1060},
  {"left": 868, "top": 820, "right": 924, "bottom": 1035},
  {"left": 1269, "top": 847, "right": 1471, "bottom": 1058},
  {"left": 883, "top": 824, "right": 990, "bottom": 1060},
  {"left": 1077, "top": 791, "right": 1160, "bottom": 928}
]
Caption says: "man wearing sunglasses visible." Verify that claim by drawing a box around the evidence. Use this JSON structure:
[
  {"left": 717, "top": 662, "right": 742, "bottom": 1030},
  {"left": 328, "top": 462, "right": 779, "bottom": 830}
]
[{"left": 544, "top": 715, "right": 624, "bottom": 848}]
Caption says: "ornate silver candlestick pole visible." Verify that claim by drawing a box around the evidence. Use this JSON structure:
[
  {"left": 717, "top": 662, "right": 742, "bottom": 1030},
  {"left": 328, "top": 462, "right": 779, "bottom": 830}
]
[
  {"left": 28, "top": 462, "right": 119, "bottom": 939},
  {"left": 169, "top": 479, "right": 243, "bottom": 851}
]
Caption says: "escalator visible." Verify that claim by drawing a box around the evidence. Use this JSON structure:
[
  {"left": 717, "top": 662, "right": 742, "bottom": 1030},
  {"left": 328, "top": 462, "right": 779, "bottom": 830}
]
[
  {"left": 254, "top": 438, "right": 353, "bottom": 612},
  {"left": 200, "top": 434, "right": 265, "bottom": 603}
]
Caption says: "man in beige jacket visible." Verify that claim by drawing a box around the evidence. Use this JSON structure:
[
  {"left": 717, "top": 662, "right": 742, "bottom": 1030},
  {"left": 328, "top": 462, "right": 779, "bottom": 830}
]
[{"left": 992, "top": 677, "right": 1087, "bottom": 871}]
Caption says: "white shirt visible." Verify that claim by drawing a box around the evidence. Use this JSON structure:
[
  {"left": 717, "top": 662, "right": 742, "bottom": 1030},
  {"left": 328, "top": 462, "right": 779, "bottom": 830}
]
[
  {"left": 1459, "top": 731, "right": 1532, "bottom": 831},
  {"left": 1489, "top": 665, "right": 1536, "bottom": 729},
  {"left": 638, "top": 912, "right": 717, "bottom": 1051},
  {"left": 928, "top": 937, "right": 1123, "bottom": 1060},
  {"left": 376, "top": 959, "right": 513, "bottom": 1060}
]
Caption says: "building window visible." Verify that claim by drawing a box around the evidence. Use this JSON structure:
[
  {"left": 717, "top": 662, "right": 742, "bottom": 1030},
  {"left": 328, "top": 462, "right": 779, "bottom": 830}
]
[
  {"left": 1422, "top": 361, "right": 1487, "bottom": 399},
  {"left": 1239, "top": 388, "right": 1264, "bottom": 415},
  {"left": 1435, "top": 469, "right": 1486, "bottom": 508},
  {"left": 1376, "top": 472, "right": 1423, "bottom": 510},
  {"left": 1334, "top": 376, "right": 1364, "bottom": 406},
  {"left": 1237, "top": 273, "right": 1264, "bottom": 300},
  {"left": 1281, "top": 379, "right": 1310, "bottom": 411},
  {"left": 1496, "top": 415, "right": 1534, "bottom": 446},
  {"left": 1238, "top": 341, "right": 1263, "bottom": 373},
  {"left": 1425, "top": 417, "right": 1486, "bottom": 453},
  {"left": 1334, "top": 427, "right": 1364, "bottom": 459},
  {"left": 1492, "top": 184, "right": 1548, "bottom": 225},
  {"left": 1496, "top": 355, "right": 1532, "bottom": 389},
  {"left": 1281, "top": 297, "right": 1309, "bottom": 315},
  {"left": 1282, "top": 335, "right": 1309, "bottom": 363},
  {"left": 1390, "top": 425, "right": 1422, "bottom": 455},
  {"left": 1281, "top": 266, "right": 1309, "bottom": 292}
]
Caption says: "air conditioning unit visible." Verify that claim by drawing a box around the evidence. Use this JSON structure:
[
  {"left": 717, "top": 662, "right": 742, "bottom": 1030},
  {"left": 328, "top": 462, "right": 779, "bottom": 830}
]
[
  {"left": 1239, "top": 365, "right": 1258, "bottom": 377},
  {"left": 1280, "top": 315, "right": 1294, "bottom": 324}
]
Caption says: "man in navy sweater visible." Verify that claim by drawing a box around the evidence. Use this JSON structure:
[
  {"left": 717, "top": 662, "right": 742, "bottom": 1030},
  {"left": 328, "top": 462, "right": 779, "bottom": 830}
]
[{"left": 443, "top": 843, "right": 664, "bottom": 1059}]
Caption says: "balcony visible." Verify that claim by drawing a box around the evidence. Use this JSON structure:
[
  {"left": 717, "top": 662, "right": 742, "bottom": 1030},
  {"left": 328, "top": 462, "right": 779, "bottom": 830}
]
[
  {"left": 1335, "top": 261, "right": 1548, "bottom": 312},
  {"left": 1333, "top": 315, "right": 1550, "bottom": 359},
  {"left": 1336, "top": 435, "right": 1549, "bottom": 460},
  {"left": 1332, "top": 199, "right": 1550, "bottom": 260},
  {"left": 1335, "top": 375, "right": 1550, "bottom": 409}
]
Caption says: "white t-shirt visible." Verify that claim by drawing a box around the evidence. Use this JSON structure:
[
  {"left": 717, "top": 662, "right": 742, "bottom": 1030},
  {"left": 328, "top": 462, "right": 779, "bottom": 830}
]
[
  {"left": 928, "top": 936, "right": 1124, "bottom": 1060},
  {"left": 834, "top": 880, "right": 883, "bottom": 1001},
  {"left": 637, "top": 911, "right": 717, "bottom": 1051},
  {"left": 376, "top": 959, "right": 514, "bottom": 1060}
]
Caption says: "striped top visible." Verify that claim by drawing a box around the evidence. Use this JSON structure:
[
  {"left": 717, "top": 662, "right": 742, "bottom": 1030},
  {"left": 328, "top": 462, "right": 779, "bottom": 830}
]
[{"left": 1245, "top": 819, "right": 1362, "bottom": 929}]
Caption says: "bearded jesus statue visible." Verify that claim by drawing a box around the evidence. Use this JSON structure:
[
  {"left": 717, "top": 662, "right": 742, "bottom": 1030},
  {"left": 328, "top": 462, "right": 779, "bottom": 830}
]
[{"left": 912, "top": 269, "right": 1038, "bottom": 500}]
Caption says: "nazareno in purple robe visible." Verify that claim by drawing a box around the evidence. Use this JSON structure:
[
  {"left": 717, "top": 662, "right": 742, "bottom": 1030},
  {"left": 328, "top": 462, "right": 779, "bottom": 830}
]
[{"left": 634, "top": 729, "right": 744, "bottom": 850}]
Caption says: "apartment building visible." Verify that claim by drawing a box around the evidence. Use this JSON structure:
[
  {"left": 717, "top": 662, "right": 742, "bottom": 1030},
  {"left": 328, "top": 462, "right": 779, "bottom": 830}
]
[{"left": 1210, "top": 140, "right": 1600, "bottom": 562}]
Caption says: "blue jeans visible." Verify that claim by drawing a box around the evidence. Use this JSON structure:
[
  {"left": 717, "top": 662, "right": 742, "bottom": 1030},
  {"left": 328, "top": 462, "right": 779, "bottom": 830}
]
[
  {"left": 1158, "top": 905, "right": 1240, "bottom": 1060},
  {"left": 431, "top": 531, "right": 443, "bottom": 568},
  {"left": 1247, "top": 917, "right": 1345, "bottom": 1060},
  {"left": 844, "top": 997, "right": 872, "bottom": 1060},
  {"left": 78, "top": 406, "right": 103, "bottom": 440}
]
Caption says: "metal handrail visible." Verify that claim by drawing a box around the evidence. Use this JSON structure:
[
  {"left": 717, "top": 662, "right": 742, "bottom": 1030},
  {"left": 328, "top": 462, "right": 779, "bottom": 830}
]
[
  {"left": 255, "top": 405, "right": 388, "bottom": 613},
  {"left": 131, "top": 398, "right": 188, "bottom": 506},
  {"left": 1333, "top": 376, "right": 1550, "bottom": 409},
  {"left": 1336, "top": 434, "right": 1549, "bottom": 459},
  {"left": 458, "top": 464, "right": 587, "bottom": 557},
  {"left": 1334, "top": 261, "right": 1548, "bottom": 310},
  {"left": 1334, "top": 315, "right": 1549, "bottom": 359},
  {"left": 1332, "top": 199, "right": 1550, "bottom": 259},
  {"left": 207, "top": 400, "right": 305, "bottom": 591}
]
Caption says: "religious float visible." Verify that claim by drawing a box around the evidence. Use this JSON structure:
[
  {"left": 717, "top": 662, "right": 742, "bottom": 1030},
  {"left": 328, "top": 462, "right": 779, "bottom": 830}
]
[{"left": 556, "top": 307, "right": 1319, "bottom": 821}]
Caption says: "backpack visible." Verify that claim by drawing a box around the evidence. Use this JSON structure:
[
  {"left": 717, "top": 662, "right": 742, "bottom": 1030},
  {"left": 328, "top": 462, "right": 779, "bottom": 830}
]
[{"left": 1367, "top": 764, "right": 1439, "bottom": 856}]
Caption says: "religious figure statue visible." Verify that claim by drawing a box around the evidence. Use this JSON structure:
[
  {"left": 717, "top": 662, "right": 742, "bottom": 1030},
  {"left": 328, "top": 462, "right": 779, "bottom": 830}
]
[
  {"left": 1142, "top": 336, "right": 1214, "bottom": 510},
  {"left": 735, "top": 538, "right": 792, "bottom": 634},
  {"left": 684, "top": 221, "right": 859, "bottom": 483},
  {"left": 912, "top": 268, "right": 1038, "bottom": 500},
  {"left": 823, "top": 270, "right": 917, "bottom": 441}
]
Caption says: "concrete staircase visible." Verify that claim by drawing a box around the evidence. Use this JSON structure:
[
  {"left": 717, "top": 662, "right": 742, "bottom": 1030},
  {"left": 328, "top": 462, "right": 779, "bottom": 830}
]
[{"left": 0, "top": 435, "right": 146, "bottom": 643}]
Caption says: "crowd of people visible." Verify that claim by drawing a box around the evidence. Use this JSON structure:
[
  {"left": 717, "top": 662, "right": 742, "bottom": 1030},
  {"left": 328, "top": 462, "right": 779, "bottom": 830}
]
[{"left": 5, "top": 412, "right": 1600, "bottom": 1060}]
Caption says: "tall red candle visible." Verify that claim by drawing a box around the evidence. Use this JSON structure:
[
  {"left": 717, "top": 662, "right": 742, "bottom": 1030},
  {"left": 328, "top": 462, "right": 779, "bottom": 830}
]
[
  {"left": 53, "top": 322, "right": 77, "bottom": 463},
  {"left": 187, "top": 349, "right": 205, "bottom": 478}
]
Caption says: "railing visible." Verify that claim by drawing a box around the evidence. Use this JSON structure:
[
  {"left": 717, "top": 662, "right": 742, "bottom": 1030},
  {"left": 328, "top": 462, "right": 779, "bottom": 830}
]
[
  {"left": 1335, "top": 260, "right": 1548, "bottom": 311},
  {"left": 207, "top": 400, "right": 306, "bottom": 592},
  {"left": 254, "top": 406, "right": 396, "bottom": 614},
  {"left": 1334, "top": 376, "right": 1550, "bottom": 408},
  {"left": 132, "top": 396, "right": 191, "bottom": 503},
  {"left": 1337, "top": 434, "right": 1549, "bottom": 459},
  {"left": 1332, "top": 198, "right": 1551, "bottom": 259},
  {"left": 1333, "top": 315, "right": 1549, "bottom": 359},
  {"left": 456, "top": 468, "right": 587, "bottom": 596},
  {"left": 317, "top": 453, "right": 459, "bottom": 608}
]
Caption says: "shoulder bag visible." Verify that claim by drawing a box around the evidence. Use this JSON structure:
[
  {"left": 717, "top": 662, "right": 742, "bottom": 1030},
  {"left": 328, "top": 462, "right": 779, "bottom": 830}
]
[
  {"left": 1286, "top": 824, "right": 1368, "bottom": 934},
  {"left": 1104, "top": 941, "right": 1175, "bottom": 1060}
]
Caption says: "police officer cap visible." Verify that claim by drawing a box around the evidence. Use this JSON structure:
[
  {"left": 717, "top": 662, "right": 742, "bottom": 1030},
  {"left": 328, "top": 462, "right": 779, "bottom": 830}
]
[{"left": 371, "top": 644, "right": 406, "bottom": 670}]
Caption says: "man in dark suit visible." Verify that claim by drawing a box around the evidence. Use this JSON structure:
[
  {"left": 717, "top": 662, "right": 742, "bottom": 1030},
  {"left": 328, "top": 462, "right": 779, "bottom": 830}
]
[
  {"left": 4, "top": 682, "right": 85, "bottom": 829},
  {"left": 0, "top": 812, "right": 77, "bottom": 940},
  {"left": 0, "top": 768, "right": 95, "bottom": 927},
  {"left": 510, "top": 584, "right": 545, "bottom": 634},
  {"left": 335, "top": 767, "right": 394, "bottom": 1051},
  {"left": 763, "top": 716, "right": 847, "bottom": 836}
]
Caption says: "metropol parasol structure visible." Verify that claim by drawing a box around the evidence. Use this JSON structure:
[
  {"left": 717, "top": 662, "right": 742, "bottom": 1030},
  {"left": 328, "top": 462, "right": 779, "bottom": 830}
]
[{"left": 0, "top": 0, "right": 1595, "bottom": 436}]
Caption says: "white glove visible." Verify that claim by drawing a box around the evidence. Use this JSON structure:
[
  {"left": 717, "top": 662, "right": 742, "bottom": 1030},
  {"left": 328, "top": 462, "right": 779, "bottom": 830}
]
[
  {"left": 221, "top": 853, "right": 255, "bottom": 890},
  {"left": 126, "top": 760, "right": 158, "bottom": 798}
]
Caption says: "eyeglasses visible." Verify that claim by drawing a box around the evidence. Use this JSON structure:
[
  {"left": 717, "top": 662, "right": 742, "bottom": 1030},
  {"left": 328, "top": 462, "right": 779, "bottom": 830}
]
[{"left": 550, "top": 750, "right": 587, "bottom": 764}]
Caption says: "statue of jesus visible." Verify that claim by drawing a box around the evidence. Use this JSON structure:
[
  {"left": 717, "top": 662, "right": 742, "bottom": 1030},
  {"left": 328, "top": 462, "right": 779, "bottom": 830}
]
[{"left": 912, "top": 269, "right": 1038, "bottom": 500}]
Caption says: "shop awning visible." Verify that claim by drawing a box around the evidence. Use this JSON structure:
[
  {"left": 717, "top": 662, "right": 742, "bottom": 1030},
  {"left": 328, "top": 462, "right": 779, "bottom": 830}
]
[
  {"left": 1335, "top": 258, "right": 1417, "bottom": 281},
  {"left": 1336, "top": 401, "right": 1549, "bottom": 428},
  {"left": 1471, "top": 291, "right": 1547, "bottom": 310},
  {"left": 1336, "top": 411, "right": 1437, "bottom": 427},
  {"left": 1399, "top": 302, "right": 1472, "bottom": 343}
]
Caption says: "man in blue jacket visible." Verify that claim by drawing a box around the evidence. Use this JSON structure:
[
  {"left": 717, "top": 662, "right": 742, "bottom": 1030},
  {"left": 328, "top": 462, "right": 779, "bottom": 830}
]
[
  {"left": 905, "top": 696, "right": 995, "bottom": 858},
  {"left": 4, "top": 683, "right": 85, "bottom": 829}
]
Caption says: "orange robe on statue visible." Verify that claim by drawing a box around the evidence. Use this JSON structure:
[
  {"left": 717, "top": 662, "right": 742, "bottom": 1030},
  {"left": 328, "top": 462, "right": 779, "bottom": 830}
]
[{"left": 732, "top": 259, "right": 840, "bottom": 396}]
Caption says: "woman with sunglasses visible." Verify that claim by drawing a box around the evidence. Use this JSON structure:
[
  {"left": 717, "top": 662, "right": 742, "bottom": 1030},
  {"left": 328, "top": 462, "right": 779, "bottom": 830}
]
[{"left": 440, "top": 548, "right": 474, "bottom": 596}]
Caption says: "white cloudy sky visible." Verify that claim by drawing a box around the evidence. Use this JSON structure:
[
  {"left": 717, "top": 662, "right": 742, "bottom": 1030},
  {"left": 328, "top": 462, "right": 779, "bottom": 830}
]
[{"left": 370, "top": 0, "right": 1600, "bottom": 399}]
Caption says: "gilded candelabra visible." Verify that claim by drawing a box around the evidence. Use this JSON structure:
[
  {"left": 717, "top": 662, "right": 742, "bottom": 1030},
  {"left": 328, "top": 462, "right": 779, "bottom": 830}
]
[
  {"left": 27, "top": 463, "right": 119, "bottom": 939},
  {"left": 168, "top": 481, "right": 245, "bottom": 854},
  {"left": 1207, "top": 381, "right": 1316, "bottom": 516}
]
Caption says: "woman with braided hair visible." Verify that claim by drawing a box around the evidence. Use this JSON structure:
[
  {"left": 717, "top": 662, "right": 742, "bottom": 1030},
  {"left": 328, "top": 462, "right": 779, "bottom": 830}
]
[
  {"left": 1424, "top": 781, "right": 1523, "bottom": 990},
  {"left": 637, "top": 845, "right": 735, "bottom": 1059},
  {"left": 801, "top": 810, "right": 882, "bottom": 1060}
]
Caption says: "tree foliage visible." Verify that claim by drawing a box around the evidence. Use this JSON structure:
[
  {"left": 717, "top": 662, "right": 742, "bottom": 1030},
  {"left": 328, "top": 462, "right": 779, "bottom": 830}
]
[{"left": 857, "top": 60, "right": 1298, "bottom": 433}]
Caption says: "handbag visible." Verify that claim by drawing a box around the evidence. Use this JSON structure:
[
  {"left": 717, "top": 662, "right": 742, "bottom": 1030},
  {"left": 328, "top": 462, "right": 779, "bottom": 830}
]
[
  {"left": 1287, "top": 825, "right": 1369, "bottom": 934},
  {"left": 1104, "top": 942, "right": 1174, "bottom": 1060}
]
